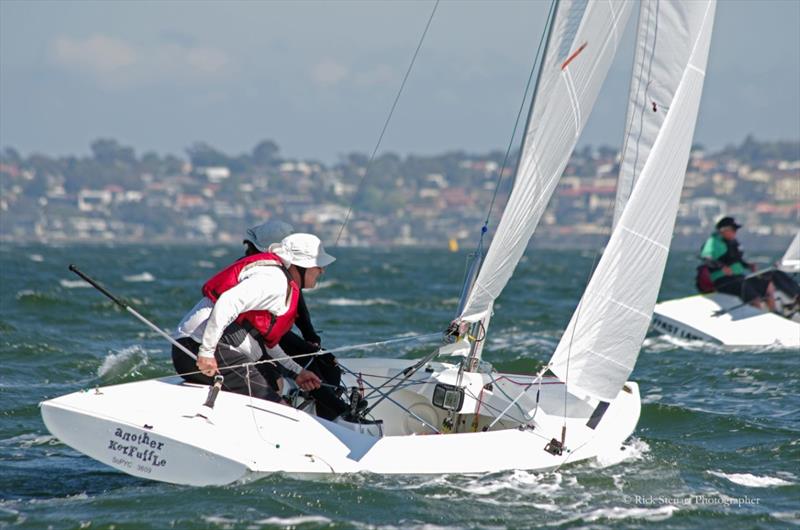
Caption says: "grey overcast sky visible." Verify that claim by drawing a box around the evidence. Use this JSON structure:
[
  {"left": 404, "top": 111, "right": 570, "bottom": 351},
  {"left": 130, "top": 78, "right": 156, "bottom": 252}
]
[{"left": 1, "top": 0, "right": 799, "bottom": 162}]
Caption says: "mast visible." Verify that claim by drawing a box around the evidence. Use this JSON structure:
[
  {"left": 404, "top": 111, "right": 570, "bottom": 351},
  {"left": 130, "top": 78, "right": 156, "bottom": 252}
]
[{"left": 454, "top": 0, "right": 559, "bottom": 353}]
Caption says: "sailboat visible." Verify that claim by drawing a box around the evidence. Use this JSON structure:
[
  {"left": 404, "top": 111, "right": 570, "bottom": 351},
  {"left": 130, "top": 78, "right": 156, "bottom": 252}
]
[
  {"left": 40, "top": 0, "right": 717, "bottom": 486},
  {"left": 652, "top": 231, "right": 800, "bottom": 346}
]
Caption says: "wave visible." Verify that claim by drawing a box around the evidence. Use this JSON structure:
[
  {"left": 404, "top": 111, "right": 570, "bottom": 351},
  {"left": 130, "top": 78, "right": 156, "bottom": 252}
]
[
  {"left": 123, "top": 272, "right": 155, "bottom": 282},
  {"left": 15, "top": 290, "right": 60, "bottom": 303},
  {"left": 557, "top": 505, "right": 679, "bottom": 525},
  {"left": 313, "top": 279, "right": 338, "bottom": 290},
  {"left": 97, "top": 345, "right": 150, "bottom": 380},
  {"left": 59, "top": 279, "right": 90, "bottom": 289},
  {"left": 642, "top": 334, "right": 728, "bottom": 353},
  {"left": 255, "top": 516, "right": 332, "bottom": 526},
  {"left": 324, "top": 297, "right": 397, "bottom": 307},
  {"left": 592, "top": 437, "right": 650, "bottom": 468},
  {"left": 28, "top": 254, "right": 44, "bottom": 262},
  {"left": 0, "top": 433, "right": 58, "bottom": 448},
  {"left": 708, "top": 470, "right": 794, "bottom": 487}
]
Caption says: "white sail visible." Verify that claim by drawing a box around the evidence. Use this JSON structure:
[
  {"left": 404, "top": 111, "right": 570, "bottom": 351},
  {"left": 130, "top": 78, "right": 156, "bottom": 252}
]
[
  {"left": 460, "top": 0, "right": 634, "bottom": 323},
  {"left": 548, "top": 0, "right": 717, "bottom": 401},
  {"left": 779, "top": 231, "right": 800, "bottom": 273},
  {"left": 613, "top": 1, "right": 710, "bottom": 227}
]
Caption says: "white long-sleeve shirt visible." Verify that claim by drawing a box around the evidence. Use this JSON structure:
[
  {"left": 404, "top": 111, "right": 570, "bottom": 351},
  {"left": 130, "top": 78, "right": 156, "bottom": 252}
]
[{"left": 173, "top": 264, "right": 303, "bottom": 375}]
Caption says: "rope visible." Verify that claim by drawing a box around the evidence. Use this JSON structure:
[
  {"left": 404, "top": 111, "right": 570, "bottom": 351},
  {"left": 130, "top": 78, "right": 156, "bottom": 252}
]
[
  {"left": 334, "top": 0, "right": 440, "bottom": 246},
  {"left": 168, "top": 332, "right": 439, "bottom": 380}
]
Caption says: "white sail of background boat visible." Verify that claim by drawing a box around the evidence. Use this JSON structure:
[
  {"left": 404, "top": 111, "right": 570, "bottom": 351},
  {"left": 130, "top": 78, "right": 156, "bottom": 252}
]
[
  {"left": 41, "top": 0, "right": 718, "bottom": 485},
  {"left": 779, "top": 231, "right": 800, "bottom": 273}
]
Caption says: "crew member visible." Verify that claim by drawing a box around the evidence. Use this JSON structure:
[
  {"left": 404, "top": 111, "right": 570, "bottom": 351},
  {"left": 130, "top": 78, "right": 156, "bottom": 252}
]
[
  {"left": 171, "top": 233, "right": 334, "bottom": 403},
  {"left": 242, "top": 221, "right": 347, "bottom": 419},
  {"left": 701, "top": 216, "right": 799, "bottom": 311}
]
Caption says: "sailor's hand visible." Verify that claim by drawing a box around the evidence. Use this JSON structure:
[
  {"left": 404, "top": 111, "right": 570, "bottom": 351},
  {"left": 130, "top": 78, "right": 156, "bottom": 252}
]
[
  {"left": 722, "top": 265, "right": 733, "bottom": 276},
  {"left": 295, "top": 370, "right": 321, "bottom": 391},
  {"left": 197, "top": 356, "right": 219, "bottom": 377},
  {"left": 750, "top": 263, "right": 758, "bottom": 272}
]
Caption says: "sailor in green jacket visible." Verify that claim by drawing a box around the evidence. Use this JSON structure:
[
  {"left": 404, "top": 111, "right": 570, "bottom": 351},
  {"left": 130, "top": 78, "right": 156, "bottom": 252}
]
[{"left": 701, "top": 216, "right": 799, "bottom": 311}]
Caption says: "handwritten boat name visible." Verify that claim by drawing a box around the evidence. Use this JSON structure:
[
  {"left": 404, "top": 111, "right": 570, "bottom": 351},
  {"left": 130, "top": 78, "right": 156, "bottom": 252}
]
[{"left": 107, "top": 427, "right": 167, "bottom": 469}]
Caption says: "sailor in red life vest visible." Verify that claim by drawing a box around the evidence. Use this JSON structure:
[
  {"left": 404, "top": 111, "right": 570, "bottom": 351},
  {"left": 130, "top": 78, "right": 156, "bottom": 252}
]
[{"left": 171, "top": 233, "right": 335, "bottom": 403}]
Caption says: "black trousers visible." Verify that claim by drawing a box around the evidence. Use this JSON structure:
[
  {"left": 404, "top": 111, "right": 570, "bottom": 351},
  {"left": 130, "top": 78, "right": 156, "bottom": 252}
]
[
  {"left": 280, "top": 331, "right": 347, "bottom": 420},
  {"left": 171, "top": 332, "right": 281, "bottom": 403},
  {"left": 714, "top": 270, "right": 800, "bottom": 303}
]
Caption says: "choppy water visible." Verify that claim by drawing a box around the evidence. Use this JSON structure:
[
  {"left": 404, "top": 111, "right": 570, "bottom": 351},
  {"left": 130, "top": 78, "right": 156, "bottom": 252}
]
[{"left": 1, "top": 243, "right": 798, "bottom": 529}]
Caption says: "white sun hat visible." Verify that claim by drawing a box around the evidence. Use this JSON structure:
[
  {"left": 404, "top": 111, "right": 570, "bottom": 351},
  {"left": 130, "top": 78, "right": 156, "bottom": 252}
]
[
  {"left": 269, "top": 233, "right": 336, "bottom": 268},
  {"left": 244, "top": 220, "right": 295, "bottom": 252}
]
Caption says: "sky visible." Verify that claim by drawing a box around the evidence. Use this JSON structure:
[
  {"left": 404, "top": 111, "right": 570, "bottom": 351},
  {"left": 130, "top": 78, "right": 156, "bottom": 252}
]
[{"left": 1, "top": 0, "right": 799, "bottom": 163}]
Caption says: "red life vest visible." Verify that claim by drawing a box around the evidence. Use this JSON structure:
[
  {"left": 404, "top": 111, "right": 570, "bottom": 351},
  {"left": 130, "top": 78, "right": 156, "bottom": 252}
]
[{"left": 202, "top": 252, "right": 300, "bottom": 348}]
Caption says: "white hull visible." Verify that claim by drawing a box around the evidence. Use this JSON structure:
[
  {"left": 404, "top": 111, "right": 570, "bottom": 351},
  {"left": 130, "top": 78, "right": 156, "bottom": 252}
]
[
  {"left": 41, "top": 358, "right": 640, "bottom": 486},
  {"left": 653, "top": 293, "right": 800, "bottom": 347}
]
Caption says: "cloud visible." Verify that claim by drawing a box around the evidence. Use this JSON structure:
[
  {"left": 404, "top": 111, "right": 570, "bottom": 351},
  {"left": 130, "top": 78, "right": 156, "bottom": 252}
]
[
  {"left": 354, "top": 64, "right": 396, "bottom": 87},
  {"left": 309, "top": 59, "right": 349, "bottom": 87},
  {"left": 52, "top": 35, "right": 138, "bottom": 74},
  {"left": 49, "top": 34, "right": 231, "bottom": 88}
]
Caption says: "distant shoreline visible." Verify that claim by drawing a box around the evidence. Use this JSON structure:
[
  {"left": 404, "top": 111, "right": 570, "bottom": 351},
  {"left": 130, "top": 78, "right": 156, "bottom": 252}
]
[{"left": 1, "top": 233, "right": 792, "bottom": 254}]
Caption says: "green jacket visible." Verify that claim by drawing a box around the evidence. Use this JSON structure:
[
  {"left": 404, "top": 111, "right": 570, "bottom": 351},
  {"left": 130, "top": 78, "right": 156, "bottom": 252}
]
[{"left": 700, "top": 232, "right": 747, "bottom": 281}]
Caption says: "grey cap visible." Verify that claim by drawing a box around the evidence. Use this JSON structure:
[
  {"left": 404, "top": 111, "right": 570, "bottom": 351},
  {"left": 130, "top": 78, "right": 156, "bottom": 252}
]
[{"left": 244, "top": 220, "right": 295, "bottom": 252}]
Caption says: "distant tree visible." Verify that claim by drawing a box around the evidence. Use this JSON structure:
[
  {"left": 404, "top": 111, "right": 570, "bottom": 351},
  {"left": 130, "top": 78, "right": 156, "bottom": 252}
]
[
  {"left": 1, "top": 147, "right": 21, "bottom": 164},
  {"left": 252, "top": 140, "right": 280, "bottom": 166},
  {"left": 186, "top": 142, "right": 230, "bottom": 168},
  {"left": 91, "top": 138, "right": 136, "bottom": 166}
]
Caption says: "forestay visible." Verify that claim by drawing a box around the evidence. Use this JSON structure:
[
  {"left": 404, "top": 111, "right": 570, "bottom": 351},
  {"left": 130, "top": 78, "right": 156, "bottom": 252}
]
[
  {"left": 460, "top": 0, "right": 634, "bottom": 323},
  {"left": 613, "top": 1, "right": 711, "bottom": 228},
  {"left": 779, "top": 231, "right": 800, "bottom": 273},
  {"left": 548, "top": 0, "right": 717, "bottom": 402}
]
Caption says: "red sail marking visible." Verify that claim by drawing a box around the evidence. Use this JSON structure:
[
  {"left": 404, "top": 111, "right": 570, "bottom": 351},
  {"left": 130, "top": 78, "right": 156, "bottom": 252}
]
[{"left": 561, "top": 42, "right": 588, "bottom": 70}]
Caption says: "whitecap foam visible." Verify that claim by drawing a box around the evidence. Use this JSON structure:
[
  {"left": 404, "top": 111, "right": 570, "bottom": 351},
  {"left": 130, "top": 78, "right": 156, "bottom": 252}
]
[
  {"left": 203, "top": 515, "right": 237, "bottom": 527},
  {"left": 123, "top": 272, "right": 155, "bottom": 282},
  {"left": 644, "top": 334, "right": 726, "bottom": 353},
  {"left": 59, "top": 279, "right": 91, "bottom": 288},
  {"left": 97, "top": 346, "right": 150, "bottom": 379},
  {"left": 457, "top": 469, "right": 565, "bottom": 497},
  {"left": 312, "top": 279, "right": 338, "bottom": 290},
  {"left": 324, "top": 297, "right": 396, "bottom": 307},
  {"left": 708, "top": 471, "right": 794, "bottom": 487},
  {"left": 592, "top": 438, "right": 650, "bottom": 468},
  {"left": 255, "top": 515, "right": 332, "bottom": 526},
  {"left": 575, "top": 505, "right": 678, "bottom": 523},
  {"left": 196, "top": 260, "right": 216, "bottom": 268},
  {"left": 28, "top": 254, "right": 44, "bottom": 262},
  {"left": 210, "top": 249, "right": 228, "bottom": 258},
  {"left": 0, "top": 433, "right": 58, "bottom": 448}
]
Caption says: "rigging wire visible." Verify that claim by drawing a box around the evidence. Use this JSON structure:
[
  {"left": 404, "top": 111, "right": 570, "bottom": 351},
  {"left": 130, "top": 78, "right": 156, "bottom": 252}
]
[{"left": 334, "top": 0, "right": 440, "bottom": 246}]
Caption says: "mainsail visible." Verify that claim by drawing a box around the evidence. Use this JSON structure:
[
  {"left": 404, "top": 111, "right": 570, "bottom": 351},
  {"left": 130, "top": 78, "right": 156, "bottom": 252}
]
[
  {"left": 612, "top": 1, "right": 711, "bottom": 228},
  {"left": 548, "top": 0, "right": 717, "bottom": 401},
  {"left": 779, "top": 231, "right": 800, "bottom": 273},
  {"left": 459, "top": 0, "right": 634, "bottom": 323}
]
